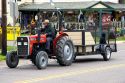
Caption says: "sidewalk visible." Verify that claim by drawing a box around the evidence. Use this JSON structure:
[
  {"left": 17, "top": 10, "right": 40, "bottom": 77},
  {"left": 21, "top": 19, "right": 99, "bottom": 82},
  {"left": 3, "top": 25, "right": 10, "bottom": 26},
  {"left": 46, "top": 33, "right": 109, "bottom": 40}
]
[
  {"left": 0, "top": 57, "right": 7, "bottom": 68},
  {"left": 116, "top": 41, "right": 125, "bottom": 44},
  {"left": 7, "top": 41, "right": 16, "bottom": 46}
]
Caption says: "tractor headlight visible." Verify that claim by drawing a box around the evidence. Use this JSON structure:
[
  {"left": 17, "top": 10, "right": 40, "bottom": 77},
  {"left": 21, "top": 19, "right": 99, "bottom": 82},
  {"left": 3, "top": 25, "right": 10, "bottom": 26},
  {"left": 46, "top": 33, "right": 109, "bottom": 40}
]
[
  {"left": 17, "top": 42, "right": 21, "bottom": 45},
  {"left": 24, "top": 42, "right": 28, "bottom": 45}
]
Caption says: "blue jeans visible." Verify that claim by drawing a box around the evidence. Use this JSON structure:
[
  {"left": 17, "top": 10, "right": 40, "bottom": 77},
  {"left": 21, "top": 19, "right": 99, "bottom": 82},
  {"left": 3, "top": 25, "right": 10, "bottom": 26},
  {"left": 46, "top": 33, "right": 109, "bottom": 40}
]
[{"left": 46, "top": 37, "right": 52, "bottom": 50}]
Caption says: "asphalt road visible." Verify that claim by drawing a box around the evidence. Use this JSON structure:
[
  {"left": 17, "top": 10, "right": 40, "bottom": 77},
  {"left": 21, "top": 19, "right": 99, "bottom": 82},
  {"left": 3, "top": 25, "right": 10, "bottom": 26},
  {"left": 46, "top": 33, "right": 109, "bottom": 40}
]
[{"left": 0, "top": 43, "right": 125, "bottom": 83}]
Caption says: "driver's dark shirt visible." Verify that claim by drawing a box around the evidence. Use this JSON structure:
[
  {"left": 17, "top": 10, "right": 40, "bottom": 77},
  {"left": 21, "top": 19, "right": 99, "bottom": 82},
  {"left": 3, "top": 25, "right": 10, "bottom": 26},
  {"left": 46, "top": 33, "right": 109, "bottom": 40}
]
[{"left": 41, "top": 24, "right": 56, "bottom": 38}]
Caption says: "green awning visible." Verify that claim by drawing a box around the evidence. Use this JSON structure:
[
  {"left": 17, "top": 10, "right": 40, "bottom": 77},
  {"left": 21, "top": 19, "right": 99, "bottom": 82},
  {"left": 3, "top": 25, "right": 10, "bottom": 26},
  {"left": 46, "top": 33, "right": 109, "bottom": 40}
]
[
  {"left": 18, "top": 1, "right": 125, "bottom": 11},
  {"left": 105, "top": 2, "right": 125, "bottom": 10}
]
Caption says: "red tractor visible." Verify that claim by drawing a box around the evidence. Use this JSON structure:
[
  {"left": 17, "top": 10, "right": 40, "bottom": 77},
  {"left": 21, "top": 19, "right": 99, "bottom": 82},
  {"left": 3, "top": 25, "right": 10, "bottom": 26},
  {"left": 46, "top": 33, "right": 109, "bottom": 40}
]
[
  {"left": 6, "top": 29, "right": 75, "bottom": 69},
  {"left": 6, "top": 8, "right": 75, "bottom": 69}
]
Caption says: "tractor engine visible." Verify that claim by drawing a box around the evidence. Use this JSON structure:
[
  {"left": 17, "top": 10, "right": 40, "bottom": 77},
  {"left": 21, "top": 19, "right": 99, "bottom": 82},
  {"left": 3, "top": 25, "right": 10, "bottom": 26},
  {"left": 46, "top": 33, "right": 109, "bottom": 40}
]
[
  {"left": 17, "top": 36, "right": 29, "bottom": 56},
  {"left": 17, "top": 34, "right": 47, "bottom": 57}
]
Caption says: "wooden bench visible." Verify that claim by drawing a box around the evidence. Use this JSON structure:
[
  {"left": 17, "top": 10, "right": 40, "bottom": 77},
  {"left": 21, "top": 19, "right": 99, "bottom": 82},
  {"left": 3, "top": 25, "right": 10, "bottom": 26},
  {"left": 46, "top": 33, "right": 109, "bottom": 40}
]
[{"left": 57, "top": 31, "right": 95, "bottom": 54}]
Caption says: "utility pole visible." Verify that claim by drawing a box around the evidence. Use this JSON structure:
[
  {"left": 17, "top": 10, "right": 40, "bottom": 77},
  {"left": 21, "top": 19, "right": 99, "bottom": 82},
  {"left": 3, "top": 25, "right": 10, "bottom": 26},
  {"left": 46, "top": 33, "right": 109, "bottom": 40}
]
[
  {"left": 119, "top": 0, "right": 125, "bottom": 4},
  {"left": 1, "top": 0, "right": 7, "bottom": 55},
  {"left": 32, "top": 0, "right": 34, "bottom": 3}
]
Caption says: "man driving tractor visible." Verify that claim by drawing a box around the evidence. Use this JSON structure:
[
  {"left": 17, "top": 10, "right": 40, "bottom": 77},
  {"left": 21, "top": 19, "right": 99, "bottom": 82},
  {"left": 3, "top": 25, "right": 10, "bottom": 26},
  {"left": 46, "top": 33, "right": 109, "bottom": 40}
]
[{"left": 40, "top": 19, "right": 57, "bottom": 53}]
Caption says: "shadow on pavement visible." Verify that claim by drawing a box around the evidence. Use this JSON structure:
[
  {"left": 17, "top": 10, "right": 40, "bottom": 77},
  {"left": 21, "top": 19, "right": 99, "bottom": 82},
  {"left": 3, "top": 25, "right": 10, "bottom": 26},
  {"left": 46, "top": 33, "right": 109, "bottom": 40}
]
[{"left": 74, "top": 58, "right": 104, "bottom": 63}]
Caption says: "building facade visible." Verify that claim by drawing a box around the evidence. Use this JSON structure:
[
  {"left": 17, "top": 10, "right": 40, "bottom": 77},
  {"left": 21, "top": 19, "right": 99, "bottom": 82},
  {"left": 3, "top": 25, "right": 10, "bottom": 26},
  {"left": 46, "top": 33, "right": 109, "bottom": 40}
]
[{"left": 0, "top": 0, "right": 120, "bottom": 26}]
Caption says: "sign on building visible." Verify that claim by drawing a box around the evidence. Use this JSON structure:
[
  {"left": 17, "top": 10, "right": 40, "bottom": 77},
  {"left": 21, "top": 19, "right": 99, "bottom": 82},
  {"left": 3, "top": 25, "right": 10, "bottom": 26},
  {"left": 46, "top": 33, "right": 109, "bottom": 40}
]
[{"left": 102, "top": 14, "right": 111, "bottom": 27}]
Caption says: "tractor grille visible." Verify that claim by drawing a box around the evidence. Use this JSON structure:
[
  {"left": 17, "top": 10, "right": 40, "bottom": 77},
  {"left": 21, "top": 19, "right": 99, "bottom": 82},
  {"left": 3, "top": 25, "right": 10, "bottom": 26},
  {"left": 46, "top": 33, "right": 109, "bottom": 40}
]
[{"left": 17, "top": 37, "right": 29, "bottom": 56}]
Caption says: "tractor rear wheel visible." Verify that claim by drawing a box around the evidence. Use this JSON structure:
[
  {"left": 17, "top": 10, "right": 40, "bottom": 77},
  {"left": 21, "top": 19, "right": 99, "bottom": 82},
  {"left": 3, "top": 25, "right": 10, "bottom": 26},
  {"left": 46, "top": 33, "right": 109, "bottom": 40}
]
[
  {"left": 56, "top": 36, "right": 74, "bottom": 66},
  {"left": 6, "top": 51, "right": 19, "bottom": 68},
  {"left": 35, "top": 51, "right": 48, "bottom": 69}
]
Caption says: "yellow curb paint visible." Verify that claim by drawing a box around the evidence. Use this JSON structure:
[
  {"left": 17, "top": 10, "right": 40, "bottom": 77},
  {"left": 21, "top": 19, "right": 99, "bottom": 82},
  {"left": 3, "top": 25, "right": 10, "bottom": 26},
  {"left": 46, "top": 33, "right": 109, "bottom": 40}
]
[{"left": 15, "top": 63, "right": 125, "bottom": 83}]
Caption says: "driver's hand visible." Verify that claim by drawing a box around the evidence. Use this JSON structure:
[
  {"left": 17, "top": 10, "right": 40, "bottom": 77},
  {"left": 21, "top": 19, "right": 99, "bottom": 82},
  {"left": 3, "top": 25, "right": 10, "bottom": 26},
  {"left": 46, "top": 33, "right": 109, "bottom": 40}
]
[
  {"left": 41, "top": 33, "right": 47, "bottom": 35},
  {"left": 45, "top": 33, "right": 47, "bottom": 36}
]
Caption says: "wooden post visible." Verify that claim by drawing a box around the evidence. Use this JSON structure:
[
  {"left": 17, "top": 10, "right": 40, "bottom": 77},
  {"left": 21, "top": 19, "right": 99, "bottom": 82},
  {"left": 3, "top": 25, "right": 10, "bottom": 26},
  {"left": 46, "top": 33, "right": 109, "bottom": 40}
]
[
  {"left": 99, "top": 9, "right": 102, "bottom": 37},
  {"left": 1, "top": 0, "right": 7, "bottom": 55}
]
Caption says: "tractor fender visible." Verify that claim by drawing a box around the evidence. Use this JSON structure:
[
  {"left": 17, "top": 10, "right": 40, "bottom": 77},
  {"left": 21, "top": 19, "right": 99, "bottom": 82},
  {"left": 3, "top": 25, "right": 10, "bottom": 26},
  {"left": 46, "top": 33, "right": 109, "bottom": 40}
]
[{"left": 53, "top": 33, "right": 68, "bottom": 51}]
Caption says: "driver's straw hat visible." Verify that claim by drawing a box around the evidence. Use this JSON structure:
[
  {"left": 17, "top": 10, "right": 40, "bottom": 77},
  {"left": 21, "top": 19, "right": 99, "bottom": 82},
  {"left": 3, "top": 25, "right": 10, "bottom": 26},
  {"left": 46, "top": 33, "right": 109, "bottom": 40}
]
[{"left": 43, "top": 19, "right": 49, "bottom": 24}]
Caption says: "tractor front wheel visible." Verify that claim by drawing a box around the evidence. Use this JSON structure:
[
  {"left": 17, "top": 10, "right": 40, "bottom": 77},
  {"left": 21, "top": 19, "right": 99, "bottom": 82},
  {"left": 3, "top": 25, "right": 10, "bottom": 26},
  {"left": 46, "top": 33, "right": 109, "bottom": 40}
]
[
  {"left": 6, "top": 51, "right": 19, "bottom": 68},
  {"left": 56, "top": 36, "right": 74, "bottom": 66},
  {"left": 35, "top": 51, "right": 48, "bottom": 69}
]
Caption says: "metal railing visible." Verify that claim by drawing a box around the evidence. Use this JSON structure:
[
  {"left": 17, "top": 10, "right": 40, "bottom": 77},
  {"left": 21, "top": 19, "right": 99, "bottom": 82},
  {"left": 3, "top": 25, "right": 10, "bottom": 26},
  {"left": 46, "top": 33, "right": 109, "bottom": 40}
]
[
  {"left": 50, "top": 21, "right": 125, "bottom": 30},
  {"left": 111, "top": 21, "right": 125, "bottom": 29},
  {"left": 50, "top": 22, "right": 94, "bottom": 30}
]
